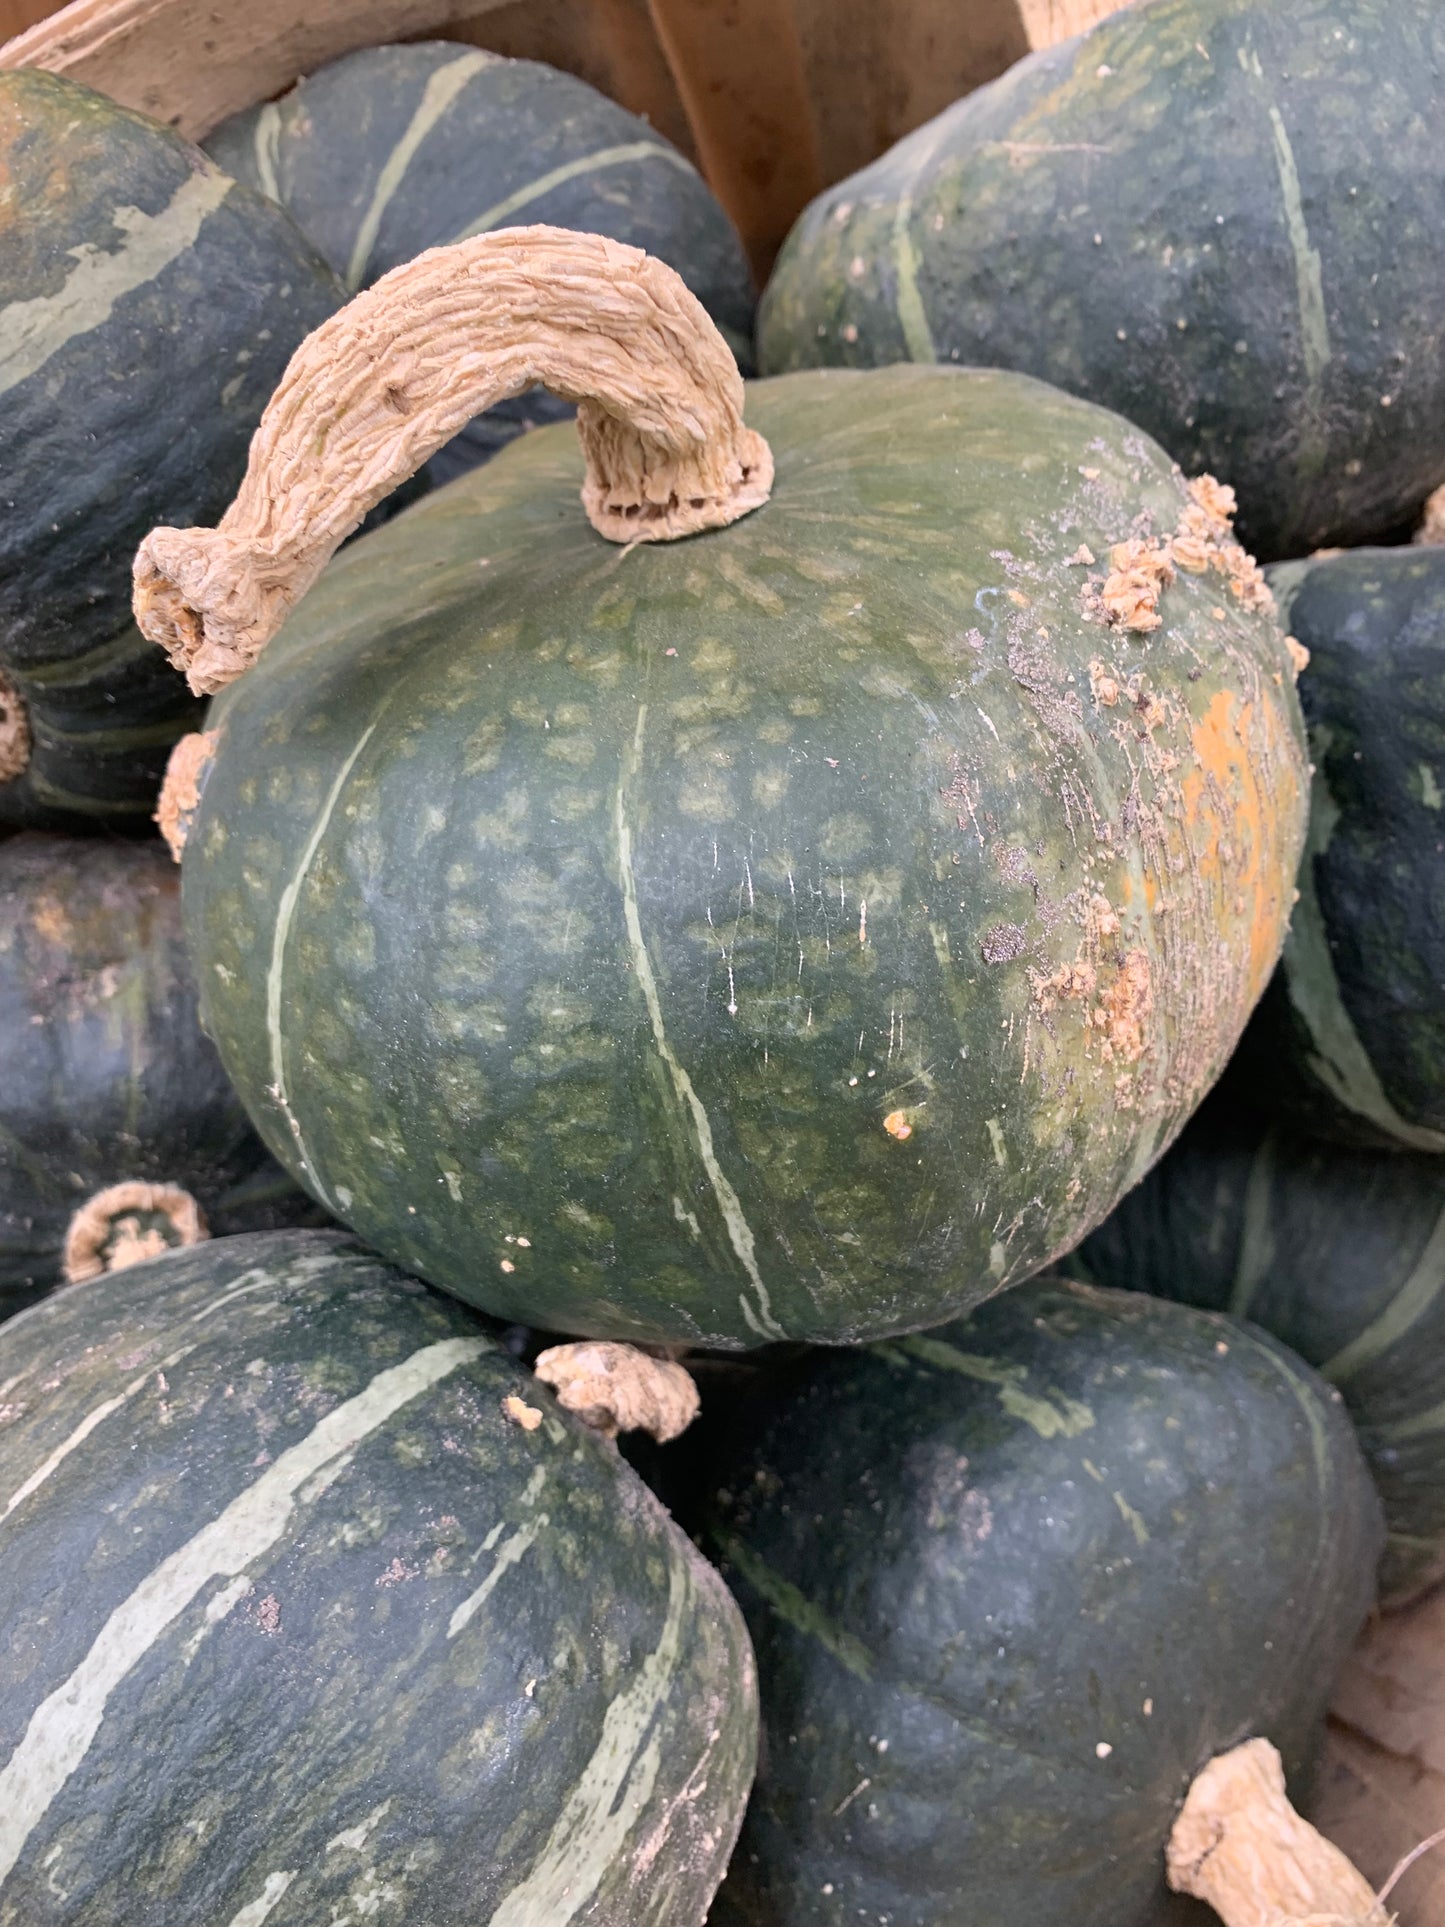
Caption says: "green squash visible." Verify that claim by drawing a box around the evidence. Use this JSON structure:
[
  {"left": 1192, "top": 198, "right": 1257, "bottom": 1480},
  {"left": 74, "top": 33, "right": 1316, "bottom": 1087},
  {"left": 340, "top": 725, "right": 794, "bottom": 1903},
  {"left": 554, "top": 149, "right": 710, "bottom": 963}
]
[
  {"left": 206, "top": 41, "right": 755, "bottom": 482},
  {"left": 1072, "top": 1089, "right": 1445, "bottom": 1606},
  {"left": 0, "top": 70, "right": 343, "bottom": 831},
  {"left": 1231, "top": 546, "right": 1445, "bottom": 1150},
  {"left": 758, "top": 0, "right": 1445, "bottom": 563},
  {"left": 152, "top": 307, "right": 1308, "bottom": 1347},
  {"left": 0, "top": 834, "right": 325, "bottom": 1323},
  {"left": 701, "top": 1276, "right": 1381, "bottom": 1927},
  {"left": 0, "top": 1228, "right": 757, "bottom": 1924}
]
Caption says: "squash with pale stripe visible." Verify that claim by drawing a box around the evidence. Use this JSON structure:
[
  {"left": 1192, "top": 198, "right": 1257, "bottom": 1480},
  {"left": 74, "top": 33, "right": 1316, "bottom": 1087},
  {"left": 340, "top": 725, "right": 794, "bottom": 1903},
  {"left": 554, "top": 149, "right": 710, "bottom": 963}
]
[
  {"left": 1071, "top": 1089, "right": 1445, "bottom": 1606},
  {"left": 171, "top": 361, "right": 1307, "bottom": 1348},
  {"left": 0, "top": 70, "right": 342, "bottom": 831},
  {"left": 206, "top": 41, "right": 755, "bottom": 481},
  {"left": 0, "top": 834, "right": 328, "bottom": 1324},
  {"left": 702, "top": 1276, "right": 1381, "bottom": 1927},
  {"left": 0, "top": 1229, "right": 757, "bottom": 1924},
  {"left": 1232, "top": 546, "right": 1445, "bottom": 1149},
  {"left": 758, "top": 0, "right": 1445, "bottom": 562}
]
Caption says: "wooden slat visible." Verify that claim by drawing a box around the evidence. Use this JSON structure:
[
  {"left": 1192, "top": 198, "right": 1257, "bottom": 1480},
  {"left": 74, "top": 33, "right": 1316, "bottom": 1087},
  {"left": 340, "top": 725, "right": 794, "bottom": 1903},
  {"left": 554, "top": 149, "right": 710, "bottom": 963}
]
[
  {"left": 1311, "top": 1585, "right": 1445, "bottom": 1927},
  {"left": 1017, "top": 0, "right": 1135, "bottom": 49},
  {"left": 790, "top": 0, "right": 1029, "bottom": 192},
  {"left": 646, "top": 0, "right": 821, "bottom": 282},
  {"left": 0, "top": 0, "right": 522, "bottom": 135}
]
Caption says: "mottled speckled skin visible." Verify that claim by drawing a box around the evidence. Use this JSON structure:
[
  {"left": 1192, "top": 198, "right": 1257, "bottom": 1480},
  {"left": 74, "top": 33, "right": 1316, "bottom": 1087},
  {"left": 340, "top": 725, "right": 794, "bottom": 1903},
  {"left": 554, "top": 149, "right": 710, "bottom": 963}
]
[
  {"left": 207, "top": 42, "right": 754, "bottom": 483},
  {"left": 182, "top": 367, "right": 1306, "bottom": 1348},
  {"left": 760, "top": 0, "right": 1445, "bottom": 562},
  {"left": 0, "top": 1230, "right": 756, "bottom": 1925},
  {"left": 0, "top": 72, "right": 342, "bottom": 830},
  {"left": 1234, "top": 547, "right": 1445, "bottom": 1149},
  {"left": 1073, "top": 1086, "right": 1445, "bottom": 1606},
  {"left": 0, "top": 836, "right": 324, "bottom": 1322},
  {"left": 702, "top": 1278, "right": 1381, "bottom": 1927}
]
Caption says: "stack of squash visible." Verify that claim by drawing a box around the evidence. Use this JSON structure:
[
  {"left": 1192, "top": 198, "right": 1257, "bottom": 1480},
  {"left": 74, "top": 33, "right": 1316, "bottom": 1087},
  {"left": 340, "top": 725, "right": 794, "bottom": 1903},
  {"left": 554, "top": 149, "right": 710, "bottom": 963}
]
[{"left": 2, "top": 0, "right": 1444, "bottom": 1920}]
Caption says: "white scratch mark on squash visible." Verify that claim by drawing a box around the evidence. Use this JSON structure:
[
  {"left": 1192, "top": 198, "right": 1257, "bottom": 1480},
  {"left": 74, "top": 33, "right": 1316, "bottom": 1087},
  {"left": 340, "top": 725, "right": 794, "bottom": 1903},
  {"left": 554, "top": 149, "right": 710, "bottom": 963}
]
[
  {"left": 344, "top": 50, "right": 498, "bottom": 290},
  {"left": 0, "top": 170, "right": 234, "bottom": 395},
  {"left": 326, "top": 1799, "right": 392, "bottom": 1856},
  {"left": 1, "top": 1346, "right": 196, "bottom": 1528},
  {"left": 0, "top": 1335, "right": 485, "bottom": 1890},
  {"left": 614, "top": 705, "right": 785, "bottom": 1339},
  {"left": 447, "top": 1516, "right": 548, "bottom": 1640},
  {"left": 487, "top": 1545, "right": 690, "bottom": 1925},
  {"left": 265, "top": 722, "right": 381, "bottom": 1208},
  {"left": 450, "top": 142, "right": 696, "bottom": 246},
  {"left": 1265, "top": 103, "right": 1330, "bottom": 390},
  {"left": 250, "top": 101, "right": 284, "bottom": 205},
  {"left": 224, "top": 1868, "right": 297, "bottom": 1925}
]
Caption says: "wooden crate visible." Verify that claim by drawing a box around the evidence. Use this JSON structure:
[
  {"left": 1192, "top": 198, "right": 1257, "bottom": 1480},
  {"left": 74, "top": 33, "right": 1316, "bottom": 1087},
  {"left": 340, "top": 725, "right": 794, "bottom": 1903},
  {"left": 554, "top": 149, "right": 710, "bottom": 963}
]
[{"left": 0, "top": 0, "right": 1126, "bottom": 275}]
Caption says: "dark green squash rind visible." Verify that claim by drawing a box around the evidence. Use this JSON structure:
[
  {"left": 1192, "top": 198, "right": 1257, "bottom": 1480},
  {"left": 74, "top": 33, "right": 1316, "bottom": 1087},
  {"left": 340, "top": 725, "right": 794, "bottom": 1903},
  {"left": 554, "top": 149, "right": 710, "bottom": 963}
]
[
  {"left": 1232, "top": 546, "right": 1445, "bottom": 1148},
  {"left": 206, "top": 41, "right": 754, "bottom": 482},
  {"left": 181, "top": 365, "right": 1306, "bottom": 1348},
  {"left": 0, "top": 71, "right": 343, "bottom": 830},
  {"left": 758, "top": 0, "right": 1445, "bottom": 562},
  {"left": 1073, "top": 1091, "right": 1445, "bottom": 1605},
  {"left": 703, "top": 1277, "right": 1381, "bottom": 1926},
  {"left": 0, "top": 835, "right": 326, "bottom": 1321},
  {"left": 0, "top": 1229, "right": 756, "bottom": 1924}
]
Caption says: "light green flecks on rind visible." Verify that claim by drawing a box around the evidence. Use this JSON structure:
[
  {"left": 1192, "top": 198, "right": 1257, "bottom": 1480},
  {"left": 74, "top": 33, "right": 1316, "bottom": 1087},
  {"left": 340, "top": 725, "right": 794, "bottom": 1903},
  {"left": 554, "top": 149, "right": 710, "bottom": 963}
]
[
  {"left": 0, "top": 1333, "right": 487, "bottom": 1888},
  {"left": 1241, "top": 46, "right": 1330, "bottom": 394},
  {"left": 895, "top": 1335, "right": 1095, "bottom": 1438},
  {"left": 1319, "top": 1201, "right": 1445, "bottom": 1386},
  {"left": 448, "top": 1515, "right": 547, "bottom": 1640},
  {"left": 1282, "top": 757, "right": 1445, "bottom": 1150},
  {"left": 250, "top": 101, "right": 284, "bottom": 203},
  {"left": 0, "top": 169, "right": 233, "bottom": 395},
  {"left": 449, "top": 142, "right": 697, "bottom": 246},
  {"left": 614, "top": 704, "right": 784, "bottom": 1343},
  {"left": 1228, "top": 1128, "right": 1278, "bottom": 1320},
  {"left": 0, "top": 1341, "right": 197, "bottom": 1525},
  {"left": 487, "top": 1544, "right": 689, "bottom": 1926},
  {"left": 225, "top": 1871, "right": 296, "bottom": 1927},
  {"left": 17, "top": 625, "right": 157, "bottom": 691},
  {"left": 889, "top": 133, "right": 941, "bottom": 365},
  {"left": 265, "top": 718, "right": 384, "bottom": 1207},
  {"left": 716, "top": 1532, "right": 873, "bottom": 1682},
  {"left": 344, "top": 48, "right": 497, "bottom": 289}
]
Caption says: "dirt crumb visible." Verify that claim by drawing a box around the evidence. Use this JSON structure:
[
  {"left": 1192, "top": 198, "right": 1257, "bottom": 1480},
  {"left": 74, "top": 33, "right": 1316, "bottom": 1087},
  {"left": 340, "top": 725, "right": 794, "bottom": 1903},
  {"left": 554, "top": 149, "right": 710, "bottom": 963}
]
[
  {"left": 1285, "top": 636, "right": 1310, "bottom": 679},
  {"left": 1095, "top": 949, "right": 1153, "bottom": 1063},
  {"left": 1415, "top": 482, "right": 1445, "bottom": 546},
  {"left": 502, "top": 1394, "right": 544, "bottom": 1431},
  {"left": 534, "top": 1343, "right": 699, "bottom": 1443}
]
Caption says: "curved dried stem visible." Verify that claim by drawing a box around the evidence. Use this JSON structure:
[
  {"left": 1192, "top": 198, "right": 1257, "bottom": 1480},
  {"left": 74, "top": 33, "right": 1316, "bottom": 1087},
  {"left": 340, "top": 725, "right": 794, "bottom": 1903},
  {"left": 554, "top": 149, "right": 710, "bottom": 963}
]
[{"left": 133, "top": 225, "right": 773, "bottom": 696}]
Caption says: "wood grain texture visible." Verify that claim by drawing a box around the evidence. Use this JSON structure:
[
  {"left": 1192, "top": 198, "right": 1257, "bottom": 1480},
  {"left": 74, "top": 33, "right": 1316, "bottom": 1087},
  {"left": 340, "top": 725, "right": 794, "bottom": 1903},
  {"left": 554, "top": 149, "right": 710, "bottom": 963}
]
[
  {"left": 1017, "top": 0, "right": 1136, "bottom": 48},
  {"left": 647, "top": 0, "right": 820, "bottom": 277},
  {"left": 1313, "top": 1586, "right": 1445, "bottom": 1927}
]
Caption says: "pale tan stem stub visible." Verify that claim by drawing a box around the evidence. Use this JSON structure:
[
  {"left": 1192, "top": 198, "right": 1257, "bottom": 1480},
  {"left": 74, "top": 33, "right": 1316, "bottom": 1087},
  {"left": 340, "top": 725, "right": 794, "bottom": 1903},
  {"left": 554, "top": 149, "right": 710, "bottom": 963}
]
[
  {"left": 63, "top": 1181, "right": 208, "bottom": 1286},
  {"left": 1167, "top": 1739, "right": 1391, "bottom": 1927},
  {"left": 0, "top": 667, "right": 32, "bottom": 785},
  {"left": 533, "top": 1342, "right": 700, "bottom": 1443},
  {"left": 132, "top": 226, "right": 773, "bottom": 696},
  {"left": 155, "top": 728, "right": 219, "bottom": 861}
]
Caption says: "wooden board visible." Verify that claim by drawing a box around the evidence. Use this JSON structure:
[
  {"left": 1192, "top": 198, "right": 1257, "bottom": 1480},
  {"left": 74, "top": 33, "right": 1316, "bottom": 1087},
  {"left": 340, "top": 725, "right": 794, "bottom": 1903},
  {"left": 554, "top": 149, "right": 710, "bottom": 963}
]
[{"left": 1312, "top": 1586, "right": 1445, "bottom": 1927}]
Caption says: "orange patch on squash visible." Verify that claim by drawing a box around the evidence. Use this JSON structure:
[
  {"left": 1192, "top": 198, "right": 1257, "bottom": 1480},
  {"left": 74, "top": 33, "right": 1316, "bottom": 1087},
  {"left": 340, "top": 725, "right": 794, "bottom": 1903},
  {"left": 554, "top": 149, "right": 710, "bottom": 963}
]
[{"left": 1181, "top": 688, "right": 1299, "bottom": 1005}]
